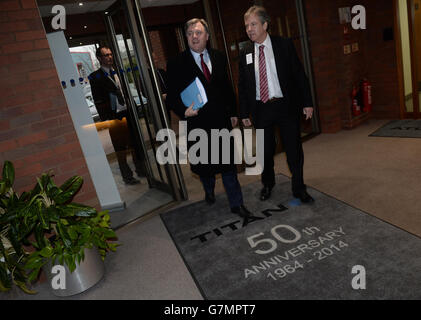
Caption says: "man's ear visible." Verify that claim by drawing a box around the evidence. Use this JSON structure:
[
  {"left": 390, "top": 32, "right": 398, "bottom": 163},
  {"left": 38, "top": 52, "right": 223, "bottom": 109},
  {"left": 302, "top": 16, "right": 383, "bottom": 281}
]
[{"left": 263, "top": 21, "right": 268, "bottom": 31}]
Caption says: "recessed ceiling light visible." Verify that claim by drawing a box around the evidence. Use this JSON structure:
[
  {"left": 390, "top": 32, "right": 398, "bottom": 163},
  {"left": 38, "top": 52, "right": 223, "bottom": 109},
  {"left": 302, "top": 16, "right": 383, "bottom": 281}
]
[
  {"left": 69, "top": 36, "right": 73, "bottom": 39},
  {"left": 79, "top": 2, "right": 83, "bottom": 6},
  {"left": 84, "top": 25, "right": 87, "bottom": 29}
]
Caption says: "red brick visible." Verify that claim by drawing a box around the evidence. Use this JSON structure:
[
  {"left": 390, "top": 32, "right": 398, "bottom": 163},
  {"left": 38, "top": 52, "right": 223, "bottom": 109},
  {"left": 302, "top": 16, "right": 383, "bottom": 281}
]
[
  {"left": 54, "top": 142, "right": 82, "bottom": 155},
  {"left": 0, "top": 120, "right": 10, "bottom": 132},
  {"left": 40, "top": 153, "right": 71, "bottom": 168},
  {"left": 0, "top": 72, "right": 26, "bottom": 86},
  {"left": 0, "top": 21, "right": 28, "bottom": 32},
  {"left": 17, "top": 131, "right": 48, "bottom": 147},
  {"left": 0, "top": 12, "right": 8, "bottom": 22},
  {"left": 20, "top": 0, "right": 36, "bottom": 9},
  {"left": 34, "top": 39, "right": 49, "bottom": 49},
  {"left": 31, "top": 117, "right": 59, "bottom": 132},
  {"left": 14, "top": 29, "right": 45, "bottom": 41},
  {"left": 9, "top": 58, "right": 55, "bottom": 74},
  {"left": 0, "top": 33, "right": 15, "bottom": 45},
  {"left": 0, "top": 94, "right": 34, "bottom": 108},
  {"left": 0, "top": 139, "right": 17, "bottom": 152},
  {"left": 28, "top": 68, "right": 57, "bottom": 81},
  {"left": 20, "top": 149, "right": 54, "bottom": 164},
  {"left": 7, "top": 8, "right": 38, "bottom": 21},
  {"left": 15, "top": 162, "right": 42, "bottom": 178},
  {"left": 59, "top": 158, "right": 86, "bottom": 174},
  {"left": 0, "top": 1, "right": 21, "bottom": 11},
  {"left": 21, "top": 99, "right": 53, "bottom": 114},
  {"left": 20, "top": 49, "right": 51, "bottom": 62},
  {"left": 11, "top": 113, "right": 43, "bottom": 128},
  {"left": 2, "top": 40, "right": 33, "bottom": 54}
]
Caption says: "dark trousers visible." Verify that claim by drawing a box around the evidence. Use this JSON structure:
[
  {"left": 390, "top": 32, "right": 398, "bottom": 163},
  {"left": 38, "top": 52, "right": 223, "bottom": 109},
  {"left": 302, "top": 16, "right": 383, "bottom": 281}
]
[
  {"left": 108, "top": 118, "right": 146, "bottom": 181},
  {"left": 199, "top": 170, "right": 243, "bottom": 208},
  {"left": 255, "top": 99, "right": 306, "bottom": 196}
]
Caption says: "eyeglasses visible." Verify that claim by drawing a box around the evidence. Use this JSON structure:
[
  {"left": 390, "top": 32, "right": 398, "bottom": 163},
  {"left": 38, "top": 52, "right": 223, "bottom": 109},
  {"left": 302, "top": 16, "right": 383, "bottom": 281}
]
[{"left": 101, "top": 53, "right": 113, "bottom": 57}]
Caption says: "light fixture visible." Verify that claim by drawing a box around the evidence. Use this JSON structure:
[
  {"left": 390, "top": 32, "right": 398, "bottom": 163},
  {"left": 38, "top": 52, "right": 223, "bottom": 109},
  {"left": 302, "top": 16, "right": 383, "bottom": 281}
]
[
  {"left": 78, "top": 2, "right": 83, "bottom": 6},
  {"left": 83, "top": 25, "right": 87, "bottom": 29}
]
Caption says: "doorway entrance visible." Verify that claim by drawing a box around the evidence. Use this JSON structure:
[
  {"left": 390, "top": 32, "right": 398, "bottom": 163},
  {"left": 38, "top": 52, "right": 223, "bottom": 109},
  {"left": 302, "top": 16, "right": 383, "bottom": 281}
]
[
  {"left": 397, "top": 0, "right": 421, "bottom": 118},
  {"left": 37, "top": 0, "right": 187, "bottom": 228}
]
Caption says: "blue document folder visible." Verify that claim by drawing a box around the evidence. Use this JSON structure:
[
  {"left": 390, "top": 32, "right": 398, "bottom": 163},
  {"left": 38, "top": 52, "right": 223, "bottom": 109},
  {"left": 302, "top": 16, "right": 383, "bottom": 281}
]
[{"left": 180, "top": 77, "right": 208, "bottom": 110}]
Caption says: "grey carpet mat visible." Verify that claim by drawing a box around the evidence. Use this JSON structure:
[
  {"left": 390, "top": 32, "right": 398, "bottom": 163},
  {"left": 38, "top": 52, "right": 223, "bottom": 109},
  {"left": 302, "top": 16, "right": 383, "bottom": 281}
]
[
  {"left": 369, "top": 119, "right": 421, "bottom": 138},
  {"left": 161, "top": 175, "right": 421, "bottom": 300}
]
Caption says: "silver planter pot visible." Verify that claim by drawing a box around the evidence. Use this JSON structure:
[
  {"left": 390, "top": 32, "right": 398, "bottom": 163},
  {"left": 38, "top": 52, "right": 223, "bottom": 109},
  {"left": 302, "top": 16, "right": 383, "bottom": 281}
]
[{"left": 43, "top": 247, "right": 105, "bottom": 297}]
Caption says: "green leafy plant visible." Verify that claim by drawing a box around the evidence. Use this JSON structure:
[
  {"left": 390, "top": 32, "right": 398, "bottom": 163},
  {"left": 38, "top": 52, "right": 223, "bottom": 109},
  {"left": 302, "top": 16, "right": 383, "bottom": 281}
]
[
  {"left": 0, "top": 160, "right": 118, "bottom": 293},
  {"left": 0, "top": 161, "right": 34, "bottom": 293}
]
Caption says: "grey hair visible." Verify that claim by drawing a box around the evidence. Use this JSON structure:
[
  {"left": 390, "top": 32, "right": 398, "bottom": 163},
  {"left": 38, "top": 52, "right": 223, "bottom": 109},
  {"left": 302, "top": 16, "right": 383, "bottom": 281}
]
[
  {"left": 244, "top": 5, "right": 271, "bottom": 25},
  {"left": 184, "top": 18, "right": 210, "bottom": 35}
]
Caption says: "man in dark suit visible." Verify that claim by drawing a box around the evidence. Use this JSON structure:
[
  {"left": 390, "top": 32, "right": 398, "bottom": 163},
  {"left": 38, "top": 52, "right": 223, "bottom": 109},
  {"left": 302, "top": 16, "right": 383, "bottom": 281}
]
[
  {"left": 166, "top": 18, "right": 251, "bottom": 217},
  {"left": 238, "top": 5, "right": 314, "bottom": 203},
  {"left": 89, "top": 46, "right": 146, "bottom": 185}
]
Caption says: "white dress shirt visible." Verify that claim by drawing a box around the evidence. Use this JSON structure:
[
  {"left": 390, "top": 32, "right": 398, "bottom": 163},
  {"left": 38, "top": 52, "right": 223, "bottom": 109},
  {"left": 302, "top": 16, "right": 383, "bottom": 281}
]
[
  {"left": 190, "top": 49, "right": 212, "bottom": 75},
  {"left": 254, "top": 35, "right": 283, "bottom": 101}
]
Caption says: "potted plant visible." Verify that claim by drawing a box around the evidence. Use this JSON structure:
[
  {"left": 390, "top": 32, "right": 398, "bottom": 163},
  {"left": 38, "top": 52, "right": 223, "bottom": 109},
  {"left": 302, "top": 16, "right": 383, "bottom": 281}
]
[
  {"left": 0, "top": 160, "right": 118, "bottom": 296},
  {"left": 0, "top": 160, "right": 34, "bottom": 293}
]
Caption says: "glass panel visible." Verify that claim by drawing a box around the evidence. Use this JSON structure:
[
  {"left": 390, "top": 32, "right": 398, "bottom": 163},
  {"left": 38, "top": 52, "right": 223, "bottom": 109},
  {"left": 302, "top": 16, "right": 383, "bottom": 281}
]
[
  {"left": 109, "top": 1, "right": 187, "bottom": 201},
  {"left": 399, "top": 0, "right": 415, "bottom": 112},
  {"left": 412, "top": 0, "right": 421, "bottom": 113}
]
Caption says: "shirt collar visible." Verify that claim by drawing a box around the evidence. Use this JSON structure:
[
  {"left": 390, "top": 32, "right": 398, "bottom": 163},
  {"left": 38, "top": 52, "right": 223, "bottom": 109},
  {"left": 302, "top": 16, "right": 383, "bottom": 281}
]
[
  {"left": 101, "top": 66, "right": 112, "bottom": 75},
  {"left": 255, "top": 34, "right": 272, "bottom": 51},
  {"left": 190, "top": 48, "right": 209, "bottom": 62}
]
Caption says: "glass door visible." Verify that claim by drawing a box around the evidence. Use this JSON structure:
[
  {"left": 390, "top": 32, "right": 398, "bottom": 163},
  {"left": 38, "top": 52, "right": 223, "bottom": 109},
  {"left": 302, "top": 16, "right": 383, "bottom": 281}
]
[
  {"left": 398, "top": 0, "right": 421, "bottom": 117},
  {"left": 105, "top": 1, "right": 187, "bottom": 200}
]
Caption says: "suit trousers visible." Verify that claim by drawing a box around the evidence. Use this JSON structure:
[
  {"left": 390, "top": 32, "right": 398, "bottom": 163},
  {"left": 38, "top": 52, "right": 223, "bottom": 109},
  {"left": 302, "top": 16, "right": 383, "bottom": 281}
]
[
  {"left": 255, "top": 99, "right": 306, "bottom": 196},
  {"left": 108, "top": 117, "right": 146, "bottom": 181},
  {"left": 199, "top": 170, "right": 243, "bottom": 208}
]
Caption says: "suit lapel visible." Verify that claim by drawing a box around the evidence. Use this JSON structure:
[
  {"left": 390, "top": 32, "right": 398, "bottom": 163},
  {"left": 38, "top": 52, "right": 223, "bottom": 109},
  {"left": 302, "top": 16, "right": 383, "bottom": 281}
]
[
  {"left": 208, "top": 49, "right": 217, "bottom": 82},
  {"left": 244, "top": 41, "right": 256, "bottom": 89},
  {"left": 100, "top": 68, "right": 118, "bottom": 91},
  {"left": 186, "top": 49, "right": 208, "bottom": 86},
  {"left": 270, "top": 36, "right": 286, "bottom": 89}
]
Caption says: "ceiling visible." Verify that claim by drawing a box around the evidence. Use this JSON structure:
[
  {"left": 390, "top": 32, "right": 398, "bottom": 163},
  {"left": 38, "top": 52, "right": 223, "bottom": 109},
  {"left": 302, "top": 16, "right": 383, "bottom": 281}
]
[{"left": 37, "top": 0, "right": 199, "bottom": 17}]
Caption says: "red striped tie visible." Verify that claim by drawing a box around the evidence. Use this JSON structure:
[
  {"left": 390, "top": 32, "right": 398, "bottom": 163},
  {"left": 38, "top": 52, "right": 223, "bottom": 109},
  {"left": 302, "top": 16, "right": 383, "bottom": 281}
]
[
  {"left": 200, "top": 53, "right": 211, "bottom": 82},
  {"left": 259, "top": 45, "right": 269, "bottom": 103}
]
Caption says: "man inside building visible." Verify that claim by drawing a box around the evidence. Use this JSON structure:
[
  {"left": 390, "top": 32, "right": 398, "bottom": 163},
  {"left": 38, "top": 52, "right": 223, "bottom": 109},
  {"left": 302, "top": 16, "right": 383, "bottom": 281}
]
[{"left": 89, "top": 46, "right": 146, "bottom": 185}]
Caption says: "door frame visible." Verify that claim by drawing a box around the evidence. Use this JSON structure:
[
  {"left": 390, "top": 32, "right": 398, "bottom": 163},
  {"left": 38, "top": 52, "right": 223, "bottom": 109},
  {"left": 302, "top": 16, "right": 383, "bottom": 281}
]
[
  {"left": 102, "top": 0, "right": 188, "bottom": 200},
  {"left": 395, "top": 0, "right": 421, "bottom": 118}
]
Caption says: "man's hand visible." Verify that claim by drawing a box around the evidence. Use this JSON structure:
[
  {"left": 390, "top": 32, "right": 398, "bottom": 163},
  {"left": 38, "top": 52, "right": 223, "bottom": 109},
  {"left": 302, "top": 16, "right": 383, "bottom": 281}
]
[
  {"left": 185, "top": 102, "right": 199, "bottom": 118},
  {"left": 303, "top": 107, "right": 313, "bottom": 120},
  {"left": 231, "top": 117, "right": 239, "bottom": 127},
  {"left": 242, "top": 118, "right": 252, "bottom": 127}
]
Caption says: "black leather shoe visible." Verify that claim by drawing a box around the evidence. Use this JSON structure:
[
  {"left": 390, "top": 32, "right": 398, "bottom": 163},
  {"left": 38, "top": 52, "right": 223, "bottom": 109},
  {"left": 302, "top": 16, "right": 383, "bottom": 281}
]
[
  {"left": 124, "top": 177, "right": 140, "bottom": 185},
  {"left": 231, "top": 205, "right": 252, "bottom": 217},
  {"left": 205, "top": 192, "right": 216, "bottom": 205},
  {"left": 260, "top": 186, "right": 272, "bottom": 201},
  {"left": 294, "top": 190, "right": 314, "bottom": 203}
]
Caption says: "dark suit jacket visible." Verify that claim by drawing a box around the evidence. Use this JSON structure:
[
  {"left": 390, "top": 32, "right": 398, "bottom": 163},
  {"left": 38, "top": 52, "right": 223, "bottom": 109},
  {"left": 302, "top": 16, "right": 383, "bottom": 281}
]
[
  {"left": 89, "top": 68, "right": 126, "bottom": 121},
  {"left": 238, "top": 36, "right": 312, "bottom": 124},
  {"left": 166, "top": 48, "right": 237, "bottom": 176}
]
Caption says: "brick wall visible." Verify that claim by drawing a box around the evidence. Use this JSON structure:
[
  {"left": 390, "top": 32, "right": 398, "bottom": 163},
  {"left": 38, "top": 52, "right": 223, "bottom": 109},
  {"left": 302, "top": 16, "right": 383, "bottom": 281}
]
[
  {"left": 306, "top": 0, "right": 400, "bottom": 131},
  {"left": 0, "top": 0, "right": 99, "bottom": 208}
]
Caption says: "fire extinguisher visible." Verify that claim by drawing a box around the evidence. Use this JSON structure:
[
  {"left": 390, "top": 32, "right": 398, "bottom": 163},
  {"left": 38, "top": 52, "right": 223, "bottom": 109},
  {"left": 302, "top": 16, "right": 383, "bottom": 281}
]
[
  {"left": 351, "top": 85, "right": 361, "bottom": 116},
  {"left": 361, "top": 78, "right": 372, "bottom": 113}
]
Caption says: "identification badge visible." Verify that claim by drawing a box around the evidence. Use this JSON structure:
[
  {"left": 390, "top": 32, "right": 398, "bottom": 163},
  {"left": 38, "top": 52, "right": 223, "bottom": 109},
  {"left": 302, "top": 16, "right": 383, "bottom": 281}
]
[{"left": 246, "top": 53, "right": 253, "bottom": 65}]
